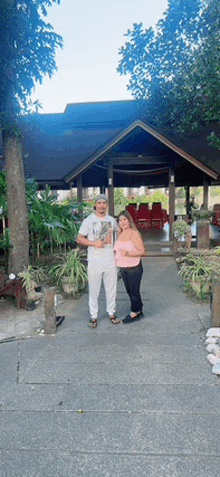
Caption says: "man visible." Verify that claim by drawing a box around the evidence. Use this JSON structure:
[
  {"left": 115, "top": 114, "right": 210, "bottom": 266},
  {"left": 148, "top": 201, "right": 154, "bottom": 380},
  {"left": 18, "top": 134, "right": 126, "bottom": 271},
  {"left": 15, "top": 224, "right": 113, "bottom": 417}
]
[
  {"left": 187, "top": 195, "right": 197, "bottom": 222},
  {"left": 77, "top": 194, "right": 120, "bottom": 327}
]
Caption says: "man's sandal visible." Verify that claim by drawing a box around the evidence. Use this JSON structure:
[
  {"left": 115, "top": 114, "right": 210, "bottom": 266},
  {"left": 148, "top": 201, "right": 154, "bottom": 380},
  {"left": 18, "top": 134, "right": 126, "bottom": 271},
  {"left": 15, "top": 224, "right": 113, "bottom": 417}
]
[
  {"left": 109, "top": 315, "right": 120, "bottom": 324},
  {"left": 89, "top": 319, "right": 97, "bottom": 328}
]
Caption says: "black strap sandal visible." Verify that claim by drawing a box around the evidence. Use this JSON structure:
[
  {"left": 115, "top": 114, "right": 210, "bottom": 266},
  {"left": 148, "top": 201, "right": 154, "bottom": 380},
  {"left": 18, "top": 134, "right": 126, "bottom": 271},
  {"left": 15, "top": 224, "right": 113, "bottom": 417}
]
[
  {"left": 109, "top": 315, "right": 120, "bottom": 324},
  {"left": 89, "top": 319, "right": 97, "bottom": 328}
]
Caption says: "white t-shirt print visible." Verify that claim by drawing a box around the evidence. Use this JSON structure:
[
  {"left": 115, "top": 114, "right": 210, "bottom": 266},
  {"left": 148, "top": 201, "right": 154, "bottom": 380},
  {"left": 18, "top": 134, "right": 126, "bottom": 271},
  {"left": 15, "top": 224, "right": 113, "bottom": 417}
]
[{"left": 78, "top": 213, "right": 118, "bottom": 261}]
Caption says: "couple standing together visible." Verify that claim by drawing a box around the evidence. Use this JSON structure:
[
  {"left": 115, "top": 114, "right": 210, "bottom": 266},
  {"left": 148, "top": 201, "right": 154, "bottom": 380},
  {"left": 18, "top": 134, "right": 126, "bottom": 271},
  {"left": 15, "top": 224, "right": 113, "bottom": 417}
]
[{"left": 77, "top": 194, "right": 145, "bottom": 328}]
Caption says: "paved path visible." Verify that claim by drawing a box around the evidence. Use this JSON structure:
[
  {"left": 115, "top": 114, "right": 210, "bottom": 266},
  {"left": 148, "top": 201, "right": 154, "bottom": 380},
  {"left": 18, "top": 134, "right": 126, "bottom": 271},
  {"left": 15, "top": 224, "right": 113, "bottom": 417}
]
[{"left": 0, "top": 257, "right": 219, "bottom": 477}]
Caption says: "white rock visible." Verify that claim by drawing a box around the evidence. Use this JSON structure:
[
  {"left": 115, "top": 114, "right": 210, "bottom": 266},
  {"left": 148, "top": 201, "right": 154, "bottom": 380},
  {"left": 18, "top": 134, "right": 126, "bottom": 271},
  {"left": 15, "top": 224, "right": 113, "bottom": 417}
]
[
  {"left": 206, "top": 328, "right": 220, "bottom": 338},
  {"left": 212, "top": 362, "right": 220, "bottom": 375},
  {"left": 205, "top": 337, "right": 217, "bottom": 344},
  {"left": 206, "top": 343, "right": 220, "bottom": 354},
  {"left": 207, "top": 354, "right": 220, "bottom": 365}
]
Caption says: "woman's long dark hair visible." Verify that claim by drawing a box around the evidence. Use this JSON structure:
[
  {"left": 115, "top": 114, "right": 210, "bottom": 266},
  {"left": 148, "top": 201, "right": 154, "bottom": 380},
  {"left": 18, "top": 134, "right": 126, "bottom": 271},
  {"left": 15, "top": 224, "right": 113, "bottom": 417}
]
[{"left": 117, "top": 210, "right": 140, "bottom": 236}]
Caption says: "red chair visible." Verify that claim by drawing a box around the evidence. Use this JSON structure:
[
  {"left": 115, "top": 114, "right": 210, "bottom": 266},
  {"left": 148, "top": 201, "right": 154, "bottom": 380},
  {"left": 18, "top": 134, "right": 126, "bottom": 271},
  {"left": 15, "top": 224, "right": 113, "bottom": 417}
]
[
  {"left": 151, "top": 202, "right": 163, "bottom": 229},
  {"left": 213, "top": 211, "right": 220, "bottom": 226},
  {"left": 162, "top": 209, "right": 168, "bottom": 225},
  {"left": 125, "top": 204, "right": 138, "bottom": 223},
  {"left": 212, "top": 205, "right": 220, "bottom": 226},
  {"left": 137, "top": 203, "right": 151, "bottom": 230}
]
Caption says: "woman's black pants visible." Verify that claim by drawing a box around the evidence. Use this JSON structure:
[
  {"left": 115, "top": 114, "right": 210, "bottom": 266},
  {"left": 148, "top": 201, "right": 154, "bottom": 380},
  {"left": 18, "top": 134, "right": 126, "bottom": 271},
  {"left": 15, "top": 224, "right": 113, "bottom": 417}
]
[{"left": 120, "top": 261, "right": 143, "bottom": 313}]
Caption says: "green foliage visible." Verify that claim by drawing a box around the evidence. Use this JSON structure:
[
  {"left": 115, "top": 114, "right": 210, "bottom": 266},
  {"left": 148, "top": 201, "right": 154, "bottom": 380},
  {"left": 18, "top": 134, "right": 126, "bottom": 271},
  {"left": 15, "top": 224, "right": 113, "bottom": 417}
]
[
  {"left": 178, "top": 252, "right": 220, "bottom": 300},
  {"left": 134, "top": 194, "right": 151, "bottom": 204},
  {"left": 49, "top": 248, "right": 87, "bottom": 290},
  {"left": 172, "top": 219, "right": 190, "bottom": 239},
  {"left": 191, "top": 208, "right": 214, "bottom": 220},
  {"left": 0, "top": 170, "right": 7, "bottom": 195},
  {"left": 210, "top": 186, "right": 220, "bottom": 197},
  {"left": 128, "top": 191, "right": 168, "bottom": 209},
  {"left": 0, "top": 0, "right": 63, "bottom": 118},
  {"left": 175, "top": 187, "right": 185, "bottom": 199},
  {"left": 151, "top": 191, "right": 168, "bottom": 209},
  {"left": 118, "top": 0, "right": 220, "bottom": 145},
  {"left": 179, "top": 253, "right": 220, "bottom": 282},
  {"left": 208, "top": 132, "right": 220, "bottom": 151},
  {"left": 20, "top": 263, "right": 49, "bottom": 290},
  {"left": 182, "top": 280, "right": 193, "bottom": 294},
  {"left": 114, "top": 189, "right": 129, "bottom": 206},
  {"left": 0, "top": 1, "right": 63, "bottom": 274},
  {"left": 0, "top": 170, "right": 7, "bottom": 217},
  {"left": 26, "top": 182, "right": 81, "bottom": 256},
  {"left": 0, "top": 229, "right": 11, "bottom": 251},
  {"left": 0, "top": 177, "right": 84, "bottom": 259},
  {"left": 190, "top": 187, "right": 202, "bottom": 199}
]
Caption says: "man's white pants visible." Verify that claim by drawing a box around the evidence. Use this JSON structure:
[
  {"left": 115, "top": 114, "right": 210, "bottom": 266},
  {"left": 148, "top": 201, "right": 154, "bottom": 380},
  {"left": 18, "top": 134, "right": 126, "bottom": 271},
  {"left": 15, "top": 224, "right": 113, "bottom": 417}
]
[{"left": 88, "top": 259, "right": 117, "bottom": 318}]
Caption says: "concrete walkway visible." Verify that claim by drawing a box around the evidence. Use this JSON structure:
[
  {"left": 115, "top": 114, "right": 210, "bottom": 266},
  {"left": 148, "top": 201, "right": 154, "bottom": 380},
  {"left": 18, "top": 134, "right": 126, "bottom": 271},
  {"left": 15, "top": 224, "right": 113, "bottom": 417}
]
[{"left": 1, "top": 257, "right": 220, "bottom": 477}]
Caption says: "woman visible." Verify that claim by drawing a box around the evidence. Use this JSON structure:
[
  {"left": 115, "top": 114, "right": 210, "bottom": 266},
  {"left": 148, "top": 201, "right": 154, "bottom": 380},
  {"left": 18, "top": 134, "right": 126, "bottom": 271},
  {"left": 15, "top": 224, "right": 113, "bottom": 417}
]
[{"left": 114, "top": 210, "right": 145, "bottom": 323}]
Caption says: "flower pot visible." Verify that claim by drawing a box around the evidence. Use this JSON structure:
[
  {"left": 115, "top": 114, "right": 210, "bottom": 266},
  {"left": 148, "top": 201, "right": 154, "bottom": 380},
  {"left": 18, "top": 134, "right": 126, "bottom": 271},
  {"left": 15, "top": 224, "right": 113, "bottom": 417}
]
[
  {"left": 190, "top": 278, "right": 210, "bottom": 295},
  {"left": 61, "top": 277, "right": 78, "bottom": 295}
]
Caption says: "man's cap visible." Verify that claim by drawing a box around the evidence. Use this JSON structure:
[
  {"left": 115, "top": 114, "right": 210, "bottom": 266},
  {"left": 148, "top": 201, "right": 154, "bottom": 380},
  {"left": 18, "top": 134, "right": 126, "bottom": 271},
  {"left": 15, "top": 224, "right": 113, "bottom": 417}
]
[{"left": 95, "top": 194, "right": 108, "bottom": 202}]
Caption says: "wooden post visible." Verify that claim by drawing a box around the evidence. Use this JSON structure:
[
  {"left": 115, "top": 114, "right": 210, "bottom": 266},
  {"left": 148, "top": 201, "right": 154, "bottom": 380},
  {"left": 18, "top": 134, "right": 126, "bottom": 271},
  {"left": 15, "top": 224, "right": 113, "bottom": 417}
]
[
  {"left": 70, "top": 182, "right": 73, "bottom": 203},
  {"left": 77, "top": 175, "right": 82, "bottom": 203},
  {"left": 203, "top": 181, "right": 208, "bottom": 210},
  {"left": 44, "top": 287, "right": 56, "bottom": 334},
  {"left": 107, "top": 163, "right": 114, "bottom": 217},
  {"left": 185, "top": 185, "right": 190, "bottom": 214},
  {"left": 210, "top": 281, "right": 220, "bottom": 326},
  {"left": 169, "top": 169, "right": 175, "bottom": 240}
]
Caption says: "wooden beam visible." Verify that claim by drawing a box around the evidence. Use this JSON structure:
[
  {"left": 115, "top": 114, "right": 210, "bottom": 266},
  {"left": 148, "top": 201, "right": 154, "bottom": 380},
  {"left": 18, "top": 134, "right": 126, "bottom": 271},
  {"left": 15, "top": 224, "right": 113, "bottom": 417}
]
[
  {"left": 70, "top": 182, "right": 73, "bottom": 203},
  {"left": 107, "top": 164, "right": 114, "bottom": 217},
  {"left": 104, "top": 155, "right": 171, "bottom": 165}
]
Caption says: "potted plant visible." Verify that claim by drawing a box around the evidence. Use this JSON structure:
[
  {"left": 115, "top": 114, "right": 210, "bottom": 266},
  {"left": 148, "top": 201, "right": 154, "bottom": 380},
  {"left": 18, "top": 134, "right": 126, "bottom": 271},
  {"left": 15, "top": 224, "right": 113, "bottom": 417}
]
[
  {"left": 20, "top": 264, "right": 47, "bottom": 291},
  {"left": 178, "top": 252, "right": 220, "bottom": 298},
  {"left": 191, "top": 208, "right": 214, "bottom": 221},
  {"left": 172, "top": 218, "right": 191, "bottom": 240},
  {"left": 19, "top": 264, "right": 45, "bottom": 307},
  {"left": 49, "top": 248, "right": 87, "bottom": 296},
  {"left": 172, "top": 219, "right": 192, "bottom": 254}
]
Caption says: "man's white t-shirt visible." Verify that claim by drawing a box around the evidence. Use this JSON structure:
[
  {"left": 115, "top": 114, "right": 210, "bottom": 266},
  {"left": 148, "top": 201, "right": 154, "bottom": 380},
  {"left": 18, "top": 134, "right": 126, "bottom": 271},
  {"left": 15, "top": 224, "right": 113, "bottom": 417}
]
[{"left": 78, "top": 213, "right": 118, "bottom": 262}]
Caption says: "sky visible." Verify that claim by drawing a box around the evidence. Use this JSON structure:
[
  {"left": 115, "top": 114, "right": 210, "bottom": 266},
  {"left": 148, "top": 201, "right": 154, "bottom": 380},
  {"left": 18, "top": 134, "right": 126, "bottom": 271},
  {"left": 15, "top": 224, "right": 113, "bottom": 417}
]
[{"left": 31, "top": 0, "right": 168, "bottom": 114}]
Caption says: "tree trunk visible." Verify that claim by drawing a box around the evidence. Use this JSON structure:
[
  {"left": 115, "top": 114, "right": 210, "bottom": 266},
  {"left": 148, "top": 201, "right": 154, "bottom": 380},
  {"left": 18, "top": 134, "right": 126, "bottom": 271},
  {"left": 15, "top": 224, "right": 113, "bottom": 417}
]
[{"left": 3, "top": 131, "right": 29, "bottom": 274}]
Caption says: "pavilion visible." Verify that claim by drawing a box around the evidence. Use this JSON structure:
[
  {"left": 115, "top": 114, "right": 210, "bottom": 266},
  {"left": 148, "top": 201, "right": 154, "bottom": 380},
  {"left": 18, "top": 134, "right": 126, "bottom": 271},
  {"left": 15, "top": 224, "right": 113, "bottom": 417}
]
[{"left": 1, "top": 99, "right": 220, "bottom": 239}]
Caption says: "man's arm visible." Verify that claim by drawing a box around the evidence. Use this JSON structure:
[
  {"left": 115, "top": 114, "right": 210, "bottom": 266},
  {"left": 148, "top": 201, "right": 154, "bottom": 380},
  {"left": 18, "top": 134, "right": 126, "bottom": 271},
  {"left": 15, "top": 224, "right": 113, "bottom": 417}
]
[{"left": 77, "top": 234, "right": 104, "bottom": 249}]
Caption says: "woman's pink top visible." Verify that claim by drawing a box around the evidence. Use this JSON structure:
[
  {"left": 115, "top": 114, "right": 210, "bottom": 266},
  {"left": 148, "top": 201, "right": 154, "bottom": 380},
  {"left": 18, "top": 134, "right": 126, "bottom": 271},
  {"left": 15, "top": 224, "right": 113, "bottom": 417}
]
[{"left": 114, "top": 239, "right": 140, "bottom": 268}]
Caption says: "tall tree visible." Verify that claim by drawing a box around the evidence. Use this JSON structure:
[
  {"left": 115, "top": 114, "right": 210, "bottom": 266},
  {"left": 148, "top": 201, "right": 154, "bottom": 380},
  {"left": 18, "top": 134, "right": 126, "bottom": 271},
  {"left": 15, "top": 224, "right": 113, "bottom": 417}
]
[
  {"left": 118, "top": 0, "right": 220, "bottom": 140},
  {"left": 0, "top": 0, "right": 63, "bottom": 273}
]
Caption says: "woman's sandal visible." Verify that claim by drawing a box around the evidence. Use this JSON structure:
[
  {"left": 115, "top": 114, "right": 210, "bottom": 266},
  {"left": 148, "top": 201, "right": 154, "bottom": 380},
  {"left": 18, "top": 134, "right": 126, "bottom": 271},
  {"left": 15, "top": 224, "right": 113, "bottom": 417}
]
[
  {"left": 109, "top": 314, "right": 120, "bottom": 324},
  {"left": 89, "top": 319, "right": 97, "bottom": 328}
]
